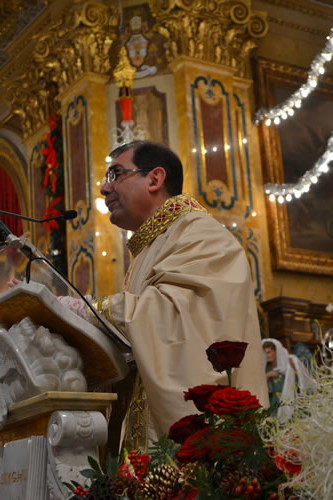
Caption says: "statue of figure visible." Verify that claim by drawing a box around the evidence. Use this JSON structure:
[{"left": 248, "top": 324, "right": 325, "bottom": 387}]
[{"left": 262, "top": 338, "right": 315, "bottom": 422}]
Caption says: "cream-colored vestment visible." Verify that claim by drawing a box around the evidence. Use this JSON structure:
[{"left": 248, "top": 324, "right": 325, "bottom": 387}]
[{"left": 95, "top": 195, "right": 269, "bottom": 450}]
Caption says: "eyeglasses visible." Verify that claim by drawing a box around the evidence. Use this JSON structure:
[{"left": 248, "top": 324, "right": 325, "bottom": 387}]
[{"left": 102, "top": 168, "right": 148, "bottom": 185}]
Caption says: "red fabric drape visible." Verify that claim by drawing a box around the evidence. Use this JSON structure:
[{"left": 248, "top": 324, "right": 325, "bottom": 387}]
[{"left": 0, "top": 168, "right": 23, "bottom": 236}]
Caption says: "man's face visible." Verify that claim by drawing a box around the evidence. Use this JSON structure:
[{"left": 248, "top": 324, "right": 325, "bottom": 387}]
[{"left": 100, "top": 148, "right": 151, "bottom": 231}]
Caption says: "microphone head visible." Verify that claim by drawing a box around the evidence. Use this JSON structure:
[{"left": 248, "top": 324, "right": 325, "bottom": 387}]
[{"left": 64, "top": 210, "right": 78, "bottom": 220}]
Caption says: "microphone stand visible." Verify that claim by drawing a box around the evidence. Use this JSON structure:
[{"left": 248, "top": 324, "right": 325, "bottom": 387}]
[{"left": 0, "top": 209, "right": 77, "bottom": 222}]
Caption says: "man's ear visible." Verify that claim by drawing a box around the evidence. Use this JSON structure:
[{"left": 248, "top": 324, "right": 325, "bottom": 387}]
[{"left": 147, "top": 167, "right": 166, "bottom": 193}]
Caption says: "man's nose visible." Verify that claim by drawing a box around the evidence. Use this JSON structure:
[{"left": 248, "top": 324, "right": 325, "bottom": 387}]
[{"left": 100, "top": 181, "right": 114, "bottom": 196}]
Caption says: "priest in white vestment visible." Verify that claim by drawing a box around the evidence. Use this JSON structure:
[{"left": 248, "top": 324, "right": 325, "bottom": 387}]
[{"left": 85, "top": 140, "right": 269, "bottom": 451}]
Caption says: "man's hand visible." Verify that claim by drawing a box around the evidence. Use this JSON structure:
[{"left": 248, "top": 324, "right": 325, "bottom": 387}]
[{"left": 7, "top": 278, "right": 21, "bottom": 288}]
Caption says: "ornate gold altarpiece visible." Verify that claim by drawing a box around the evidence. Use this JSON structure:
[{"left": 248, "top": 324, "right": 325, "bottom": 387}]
[{"left": 0, "top": 0, "right": 269, "bottom": 301}]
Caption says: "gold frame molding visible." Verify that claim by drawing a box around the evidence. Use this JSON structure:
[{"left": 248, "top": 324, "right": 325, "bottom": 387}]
[{"left": 254, "top": 57, "right": 333, "bottom": 276}]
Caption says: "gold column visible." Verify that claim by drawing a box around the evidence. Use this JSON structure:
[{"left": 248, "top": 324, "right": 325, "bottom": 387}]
[
  {"left": 0, "top": 0, "right": 121, "bottom": 297},
  {"left": 59, "top": 74, "right": 124, "bottom": 297}
]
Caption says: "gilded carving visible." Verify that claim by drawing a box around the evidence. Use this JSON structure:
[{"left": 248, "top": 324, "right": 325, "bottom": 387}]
[
  {"left": 0, "top": 1, "right": 23, "bottom": 42},
  {"left": 149, "top": 0, "right": 268, "bottom": 77},
  {"left": 1, "top": 2, "right": 119, "bottom": 139}
]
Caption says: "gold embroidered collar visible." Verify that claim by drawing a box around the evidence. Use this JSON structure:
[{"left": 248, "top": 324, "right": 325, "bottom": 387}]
[{"left": 127, "top": 193, "right": 207, "bottom": 257}]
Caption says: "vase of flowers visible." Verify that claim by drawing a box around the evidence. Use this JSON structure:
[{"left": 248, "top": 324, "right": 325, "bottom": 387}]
[{"left": 66, "top": 341, "right": 298, "bottom": 499}]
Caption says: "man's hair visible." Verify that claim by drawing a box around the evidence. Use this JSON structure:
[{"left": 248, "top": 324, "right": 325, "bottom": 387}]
[{"left": 110, "top": 141, "right": 183, "bottom": 196}]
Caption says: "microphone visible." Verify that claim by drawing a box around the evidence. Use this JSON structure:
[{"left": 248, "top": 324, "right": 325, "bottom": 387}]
[{"left": 0, "top": 209, "right": 77, "bottom": 223}]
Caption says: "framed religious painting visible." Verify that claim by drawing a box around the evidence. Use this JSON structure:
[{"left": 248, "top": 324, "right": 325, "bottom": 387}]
[{"left": 254, "top": 57, "right": 333, "bottom": 276}]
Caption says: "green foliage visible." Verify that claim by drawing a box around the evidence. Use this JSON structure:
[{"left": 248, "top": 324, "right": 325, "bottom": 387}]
[{"left": 148, "top": 433, "right": 180, "bottom": 466}]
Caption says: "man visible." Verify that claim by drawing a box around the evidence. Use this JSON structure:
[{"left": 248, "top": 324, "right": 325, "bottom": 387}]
[{"left": 91, "top": 140, "right": 268, "bottom": 451}]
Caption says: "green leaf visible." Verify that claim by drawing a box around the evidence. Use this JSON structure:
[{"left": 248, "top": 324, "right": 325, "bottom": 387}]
[
  {"left": 104, "top": 453, "right": 120, "bottom": 477},
  {"left": 62, "top": 481, "right": 75, "bottom": 491},
  {"left": 148, "top": 434, "right": 179, "bottom": 465},
  {"left": 80, "top": 468, "right": 96, "bottom": 479},
  {"left": 87, "top": 455, "right": 103, "bottom": 476}
]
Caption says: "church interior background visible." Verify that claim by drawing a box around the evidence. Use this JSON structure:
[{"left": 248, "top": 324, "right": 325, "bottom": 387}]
[{"left": 0, "top": 0, "right": 333, "bottom": 354}]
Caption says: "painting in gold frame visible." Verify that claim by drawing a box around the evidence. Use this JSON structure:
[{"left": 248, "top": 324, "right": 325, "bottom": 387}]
[{"left": 254, "top": 57, "right": 333, "bottom": 276}]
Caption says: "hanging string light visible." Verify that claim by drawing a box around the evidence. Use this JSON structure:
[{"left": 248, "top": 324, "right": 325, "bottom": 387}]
[
  {"left": 254, "top": 28, "right": 333, "bottom": 127},
  {"left": 264, "top": 132, "right": 333, "bottom": 204}
]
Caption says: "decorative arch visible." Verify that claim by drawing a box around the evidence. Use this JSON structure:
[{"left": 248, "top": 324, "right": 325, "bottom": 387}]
[{"left": 0, "top": 138, "right": 28, "bottom": 235}]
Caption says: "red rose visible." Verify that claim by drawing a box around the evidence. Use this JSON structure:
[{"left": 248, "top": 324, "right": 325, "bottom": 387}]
[
  {"left": 206, "top": 428, "right": 255, "bottom": 460},
  {"left": 206, "top": 341, "right": 248, "bottom": 372},
  {"left": 176, "top": 428, "right": 211, "bottom": 463},
  {"left": 205, "top": 387, "right": 261, "bottom": 416},
  {"left": 184, "top": 384, "right": 225, "bottom": 412},
  {"left": 176, "top": 427, "right": 255, "bottom": 463},
  {"left": 168, "top": 414, "right": 209, "bottom": 444}
]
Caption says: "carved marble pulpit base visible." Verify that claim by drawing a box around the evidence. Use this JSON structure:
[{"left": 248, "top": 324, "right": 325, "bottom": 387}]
[{"left": 0, "top": 392, "right": 117, "bottom": 500}]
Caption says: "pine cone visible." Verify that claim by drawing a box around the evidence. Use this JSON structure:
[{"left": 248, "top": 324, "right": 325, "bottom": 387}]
[
  {"left": 111, "top": 474, "right": 129, "bottom": 496},
  {"left": 138, "top": 464, "right": 181, "bottom": 499},
  {"left": 179, "top": 462, "right": 199, "bottom": 485},
  {"left": 87, "top": 475, "right": 113, "bottom": 499},
  {"left": 126, "top": 477, "right": 142, "bottom": 499},
  {"left": 111, "top": 474, "right": 141, "bottom": 499}
]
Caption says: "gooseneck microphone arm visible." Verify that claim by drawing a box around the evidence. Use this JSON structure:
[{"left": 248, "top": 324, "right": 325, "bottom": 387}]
[{"left": 0, "top": 209, "right": 77, "bottom": 223}]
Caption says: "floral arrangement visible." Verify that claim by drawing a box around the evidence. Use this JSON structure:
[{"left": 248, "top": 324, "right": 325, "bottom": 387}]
[
  {"left": 40, "top": 114, "right": 68, "bottom": 276},
  {"left": 260, "top": 345, "right": 333, "bottom": 499},
  {"left": 65, "top": 341, "right": 300, "bottom": 499}
]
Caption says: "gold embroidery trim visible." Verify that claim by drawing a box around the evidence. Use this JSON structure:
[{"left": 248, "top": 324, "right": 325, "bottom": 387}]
[
  {"left": 90, "top": 297, "right": 113, "bottom": 323},
  {"left": 127, "top": 193, "right": 207, "bottom": 257}
]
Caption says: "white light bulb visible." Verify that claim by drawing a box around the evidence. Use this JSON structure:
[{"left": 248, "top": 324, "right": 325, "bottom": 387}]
[
  {"left": 286, "top": 194, "right": 292, "bottom": 202},
  {"left": 212, "top": 146, "right": 218, "bottom": 152},
  {"left": 95, "top": 231, "right": 100, "bottom": 236},
  {"left": 274, "top": 117, "right": 281, "bottom": 125},
  {"left": 251, "top": 211, "right": 257, "bottom": 217},
  {"left": 277, "top": 195, "right": 285, "bottom": 204},
  {"left": 295, "top": 100, "right": 302, "bottom": 108},
  {"left": 288, "top": 108, "right": 294, "bottom": 116},
  {"left": 105, "top": 155, "right": 112, "bottom": 163},
  {"left": 232, "top": 222, "right": 237, "bottom": 228},
  {"left": 102, "top": 251, "right": 107, "bottom": 256},
  {"left": 303, "top": 185, "right": 310, "bottom": 192},
  {"left": 242, "top": 138, "right": 248, "bottom": 144},
  {"left": 311, "top": 176, "right": 318, "bottom": 184},
  {"left": 192, "top": 148, "right": 197, "bottom": 153},
  {"left": 293, "top": 190, "right": 301, "bottom": 199},
  {"left": 265, "top": 118, "right": 271, "bottom": 126},
  {"left": 268, "top": 194, "right": 276, "bottom": 202}
]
